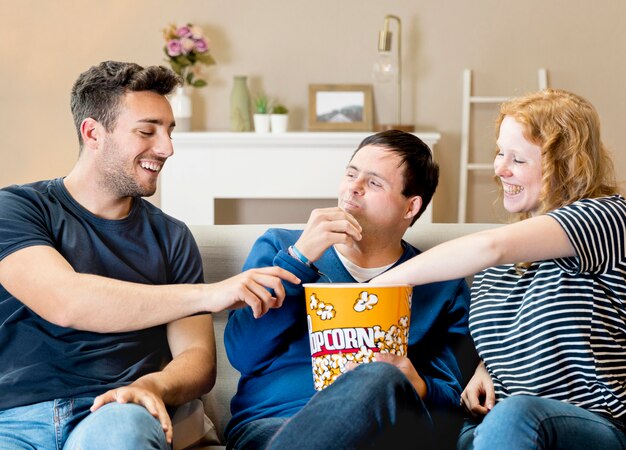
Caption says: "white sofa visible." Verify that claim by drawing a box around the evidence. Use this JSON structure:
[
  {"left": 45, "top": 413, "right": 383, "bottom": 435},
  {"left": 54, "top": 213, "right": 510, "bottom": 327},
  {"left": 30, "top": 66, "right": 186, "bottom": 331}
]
[{"left": 176, "top": 222, "right": 500, "bottom": 450}]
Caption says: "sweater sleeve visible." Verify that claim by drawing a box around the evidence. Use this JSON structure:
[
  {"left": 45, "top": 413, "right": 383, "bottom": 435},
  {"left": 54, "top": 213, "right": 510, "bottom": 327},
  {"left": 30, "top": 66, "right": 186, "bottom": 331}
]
[
  {"left": 224, "top": 229, "right": 322, "bottom": 375},
  {"left": 409, "top": 278, "right": 473, "bottom": 410}
]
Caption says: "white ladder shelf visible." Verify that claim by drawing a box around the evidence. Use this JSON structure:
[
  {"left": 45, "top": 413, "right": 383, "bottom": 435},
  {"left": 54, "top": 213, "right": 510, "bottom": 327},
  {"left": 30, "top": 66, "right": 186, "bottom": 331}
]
[{"left": 457, "top": 68, "right": 548, "bottom": 223}]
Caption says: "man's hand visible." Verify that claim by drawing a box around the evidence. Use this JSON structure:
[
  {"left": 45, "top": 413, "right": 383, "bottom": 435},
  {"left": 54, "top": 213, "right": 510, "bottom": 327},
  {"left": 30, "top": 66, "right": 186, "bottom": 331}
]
[
  {"left": 460, "top": 361, "right": 495, "bottom": 417},
  {"left": 295, "top": 207, "right": 362, "bottom": 263},
  {"left": 91, "top": 385, "right": 173, "bottom": 444},
  {"left": 207, "top": 266, "right": 300, "bottom": 318}
]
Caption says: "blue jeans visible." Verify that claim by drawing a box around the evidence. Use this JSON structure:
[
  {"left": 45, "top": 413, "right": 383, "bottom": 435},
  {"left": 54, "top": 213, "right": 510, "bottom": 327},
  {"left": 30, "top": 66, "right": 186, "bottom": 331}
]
[
  {"left": 0, "top": 397, "right": 169, "bottom": 450},
  {"left": 228, "top": 362, "right": 433, "bottom": 450},
  {"left": 457, "top": 395, "right": 626, "bottom": 450}
]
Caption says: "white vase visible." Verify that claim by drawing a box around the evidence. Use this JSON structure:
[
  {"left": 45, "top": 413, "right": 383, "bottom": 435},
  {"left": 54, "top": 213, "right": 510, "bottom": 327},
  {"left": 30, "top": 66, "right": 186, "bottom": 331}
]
[
  {"left": 253, "top": 114, "right": 271, "bottom": 133},
  {"left": 169, "top": 86, "right": 192, "bottom": 132},
  {"left": 270, "top": 114, "right": 288, "bottom": 133}
]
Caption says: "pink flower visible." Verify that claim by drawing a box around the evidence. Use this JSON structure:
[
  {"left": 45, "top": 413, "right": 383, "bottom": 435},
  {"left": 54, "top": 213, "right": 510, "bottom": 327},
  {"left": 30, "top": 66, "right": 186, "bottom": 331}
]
[
  {"left": 194, "top": 38, "right": 209, "bottom": 53},
  {"left": 166, "top": 39, "right": 183, "bottom": 57},
  {"left": 162, "top": 22, "right": 216, "bottom": 87},
  {"left": 176, "top": 25, "right": 192, "bottom": 38}
]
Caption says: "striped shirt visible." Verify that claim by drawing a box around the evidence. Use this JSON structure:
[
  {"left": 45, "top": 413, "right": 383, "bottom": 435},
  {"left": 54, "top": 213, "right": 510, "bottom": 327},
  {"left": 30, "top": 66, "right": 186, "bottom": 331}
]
[{"left": 470, "top": 195, "right": 626, "bottom": 419}]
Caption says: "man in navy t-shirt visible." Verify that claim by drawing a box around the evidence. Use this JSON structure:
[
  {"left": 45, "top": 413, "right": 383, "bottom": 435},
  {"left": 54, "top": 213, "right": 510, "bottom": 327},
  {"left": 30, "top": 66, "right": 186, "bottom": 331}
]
[{"left": 0, "top": 61, "right": 298, "bottom": 449}]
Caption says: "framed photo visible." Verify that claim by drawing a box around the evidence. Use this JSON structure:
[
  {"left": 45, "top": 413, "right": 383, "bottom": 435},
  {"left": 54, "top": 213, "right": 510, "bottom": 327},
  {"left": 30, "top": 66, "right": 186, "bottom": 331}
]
[{"left": 308, "top": 84, "right": 373, "bottom": 131}]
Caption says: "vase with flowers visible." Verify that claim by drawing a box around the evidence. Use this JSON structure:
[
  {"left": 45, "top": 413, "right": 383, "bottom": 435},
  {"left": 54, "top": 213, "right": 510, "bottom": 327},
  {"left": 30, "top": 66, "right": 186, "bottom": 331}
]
[{"left": 162, "top": 23, "right": 216, "bottom": 131}]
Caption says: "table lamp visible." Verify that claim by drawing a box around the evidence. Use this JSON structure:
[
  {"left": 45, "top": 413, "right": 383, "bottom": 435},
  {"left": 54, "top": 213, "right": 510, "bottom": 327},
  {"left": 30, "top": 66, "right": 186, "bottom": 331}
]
[{"left": 373, "top": 14, "right": 415, "bottom": 132}]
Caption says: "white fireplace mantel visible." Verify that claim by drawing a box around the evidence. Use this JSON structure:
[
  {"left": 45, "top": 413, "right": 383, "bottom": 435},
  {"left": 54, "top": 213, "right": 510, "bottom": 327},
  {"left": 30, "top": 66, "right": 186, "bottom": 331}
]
[{"left": 159, "top": 131, "right": 441, "bottom": 225}]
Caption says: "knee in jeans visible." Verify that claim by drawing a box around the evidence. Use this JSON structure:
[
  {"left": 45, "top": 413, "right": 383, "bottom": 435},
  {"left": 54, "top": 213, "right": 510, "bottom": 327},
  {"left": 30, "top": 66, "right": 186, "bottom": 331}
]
[
  {"left": 347, "top": 362, "right": 411, "bottom": 398},
  {"left": 483, "top": 395, "right": 540, "bottom": 425},
  {"left": 71, "top": 403, "right": 167, "bottom": 449},
  {"left": 354, "top": 362, "right": 405, "bottom": 385}
]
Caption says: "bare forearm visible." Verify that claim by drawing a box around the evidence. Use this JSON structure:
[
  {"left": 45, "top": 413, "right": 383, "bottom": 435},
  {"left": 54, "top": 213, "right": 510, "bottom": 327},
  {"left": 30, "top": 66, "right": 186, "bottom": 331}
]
[
  {"left": 374, "top": 217, "right": 575, "bottom": 287},
  {"left": 0, "top": 245, "right": 300, "bottom": 332},
  {"left": 374, "top": 232, "right": 500, "bottom": 286},
  {"left": 132, "top": 347, "right": 215, "bottom": 406},
  {"left": 56, "top": 274, "right": 208, "bottom": 332}
]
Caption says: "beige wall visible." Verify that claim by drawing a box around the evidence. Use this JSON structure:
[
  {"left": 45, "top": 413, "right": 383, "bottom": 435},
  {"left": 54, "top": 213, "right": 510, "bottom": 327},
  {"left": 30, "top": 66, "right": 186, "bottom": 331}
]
[{"left": 2, "top": 0, "right": 625, "bottom": 223}]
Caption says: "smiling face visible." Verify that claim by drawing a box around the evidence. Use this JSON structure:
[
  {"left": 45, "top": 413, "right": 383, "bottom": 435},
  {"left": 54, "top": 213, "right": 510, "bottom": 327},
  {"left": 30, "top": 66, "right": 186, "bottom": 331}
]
[
  {"left": 338, "top": 144, "right": 418, "bottom": 235},
  {"left": 494, "top": 116, "right": 543, "bottom": 215},
  {"left": 96, "top": 91, "right": 176, "bottom": 198}
]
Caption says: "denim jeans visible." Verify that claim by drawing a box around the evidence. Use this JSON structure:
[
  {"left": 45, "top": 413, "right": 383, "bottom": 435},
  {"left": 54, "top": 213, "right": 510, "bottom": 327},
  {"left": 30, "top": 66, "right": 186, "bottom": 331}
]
[
  {"left": 229, "top": 362, "right": 433, "bottom": 450},
  {"left": 0, "top": 397, "right": 169, "bottom": 450},
  {"left": 457, "top": 395, "right": 626, "bottom": 450}
]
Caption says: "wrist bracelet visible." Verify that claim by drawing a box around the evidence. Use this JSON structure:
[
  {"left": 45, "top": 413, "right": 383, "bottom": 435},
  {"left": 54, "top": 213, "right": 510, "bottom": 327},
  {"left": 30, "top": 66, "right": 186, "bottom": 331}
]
[
  {"left": 288, "top": 245, "right": 321, "bottom": 275},
  {"left": 289, "top": 245, "right": 311, "bottom": 266}
]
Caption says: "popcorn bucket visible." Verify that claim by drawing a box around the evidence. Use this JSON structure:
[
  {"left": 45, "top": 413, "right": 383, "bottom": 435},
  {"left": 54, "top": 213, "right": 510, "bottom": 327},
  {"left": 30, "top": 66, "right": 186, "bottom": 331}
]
[{"left": 304, "top": 283, "right": 412, "bottom": 391}]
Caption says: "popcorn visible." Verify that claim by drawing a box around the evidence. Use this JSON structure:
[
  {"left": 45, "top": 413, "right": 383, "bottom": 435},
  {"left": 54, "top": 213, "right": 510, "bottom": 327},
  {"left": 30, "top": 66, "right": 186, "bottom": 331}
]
[
  {"left": 305, "top": 284, "right": 412, "bottom": 390},
  {"left": 309, "top": 315, "right": 410, "bottom": 390},
  {"left": 353, "top": 291, "right": 379, "bottom": 312}
]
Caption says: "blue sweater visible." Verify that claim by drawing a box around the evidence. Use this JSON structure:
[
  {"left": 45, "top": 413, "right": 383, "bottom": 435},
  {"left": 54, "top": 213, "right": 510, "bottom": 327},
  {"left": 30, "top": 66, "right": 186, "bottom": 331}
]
[{"left": 224, "top": 228, "right": 471, "bottom": 439}]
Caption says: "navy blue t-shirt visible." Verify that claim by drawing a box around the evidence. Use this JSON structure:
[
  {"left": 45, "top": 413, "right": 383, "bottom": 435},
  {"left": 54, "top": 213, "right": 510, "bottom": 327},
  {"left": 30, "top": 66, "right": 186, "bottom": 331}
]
[{"left": 0, "top": 178, "right": 204, "bottom": 411}]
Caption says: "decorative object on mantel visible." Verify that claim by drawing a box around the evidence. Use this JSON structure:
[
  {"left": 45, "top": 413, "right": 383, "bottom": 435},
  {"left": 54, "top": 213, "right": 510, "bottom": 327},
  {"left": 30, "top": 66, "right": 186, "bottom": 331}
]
[
  {"left": 169, "top": 86, "right": 192, "bottom": 132},
  {"left": 270, "top": 103, "right": 289, "bottom": 133},
  {"left": 162, "top": 22, "right": 216, "bottom": 131},
  {"left": 252, "top": 93, "right": 271, "bottom": 133},
  {"left": 308, "top": 84, "right": 373, "bottom": 131},
  {"left": 372, "top": 14, "right": 415, "bottom": 132},
  {"left": 230, "top": 75, "right": 252, "bottom": 131}
]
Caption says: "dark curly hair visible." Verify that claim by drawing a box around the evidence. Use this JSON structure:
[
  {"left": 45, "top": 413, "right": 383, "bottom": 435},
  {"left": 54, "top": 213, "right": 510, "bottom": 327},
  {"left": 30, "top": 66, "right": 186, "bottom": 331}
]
[{"left": 70, "top": 60, "right": 180, "bottom": 148}]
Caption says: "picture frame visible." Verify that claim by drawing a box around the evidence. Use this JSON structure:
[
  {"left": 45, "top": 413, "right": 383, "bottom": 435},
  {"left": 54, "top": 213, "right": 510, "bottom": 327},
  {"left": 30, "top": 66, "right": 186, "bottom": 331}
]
[{"left": 308, "top": 84, "right": 373, "bottom": 131}]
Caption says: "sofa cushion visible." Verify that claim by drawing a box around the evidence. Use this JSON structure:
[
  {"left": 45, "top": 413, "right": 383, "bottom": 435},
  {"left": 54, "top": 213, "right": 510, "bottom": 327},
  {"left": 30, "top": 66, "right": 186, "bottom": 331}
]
[{"left": 172, "top": 399, "right": 220, "bottom": 449}]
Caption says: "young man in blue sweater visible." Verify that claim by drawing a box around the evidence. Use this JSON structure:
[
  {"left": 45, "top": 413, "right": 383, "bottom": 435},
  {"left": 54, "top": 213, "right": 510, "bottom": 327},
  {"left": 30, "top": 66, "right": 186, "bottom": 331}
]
[{"left": 224, "top": 130, "right": 473, "bottom": 449}]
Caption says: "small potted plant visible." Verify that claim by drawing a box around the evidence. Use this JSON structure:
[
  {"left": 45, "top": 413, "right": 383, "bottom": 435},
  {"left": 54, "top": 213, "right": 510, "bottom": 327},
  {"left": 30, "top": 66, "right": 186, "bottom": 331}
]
[
  {"left": 253, "top": 94, "right": 271, "bottom": 133},
  {"left": 270, "top": 103, "right": 289, "bottom": 133}
]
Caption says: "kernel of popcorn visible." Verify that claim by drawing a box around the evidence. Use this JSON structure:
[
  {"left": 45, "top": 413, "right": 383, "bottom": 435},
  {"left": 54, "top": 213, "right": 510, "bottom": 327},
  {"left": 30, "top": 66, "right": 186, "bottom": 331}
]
[
  {"left": 330, "top": 353, "right": 344, "bottom": 369},
  {"left": 354, "top": 345, "right": 371, "bottom": 360},
  {"left": 309, "top": 294, "right": 319, "bottom": 310},
  {"left": 353, "top": 291, "right": 379, "bottom": 312},
  {"left": 317, "top": 304, "right": 335, "bottom": 320},
  {"left": 372, "top": 326, "right": 386, "bottom": 341}
]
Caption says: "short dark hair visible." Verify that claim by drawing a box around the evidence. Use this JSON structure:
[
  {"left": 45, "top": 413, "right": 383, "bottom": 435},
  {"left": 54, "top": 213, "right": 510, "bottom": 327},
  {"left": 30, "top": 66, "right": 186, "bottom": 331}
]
[
  {"left": 351, "top": 130, "right": 439, "bottom": 225},
  {"left": 70, "top": 60, "right": 180, "bottom": 147}
]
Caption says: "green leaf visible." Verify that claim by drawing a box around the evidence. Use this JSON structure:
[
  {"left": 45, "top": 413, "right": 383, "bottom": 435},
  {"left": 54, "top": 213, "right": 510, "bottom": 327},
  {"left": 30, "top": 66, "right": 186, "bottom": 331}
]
[
  {"left": 175, "top": 55, "right": 192, "bottom": 67},
  {"left": 169, "top": 61, "right": 183, "bottom": 76},
  {"left": 193, "top": 79, "right": 207, "bottom": 88},
  {"left": 196, "top": 53, "right": 216, "bottom": 65}
]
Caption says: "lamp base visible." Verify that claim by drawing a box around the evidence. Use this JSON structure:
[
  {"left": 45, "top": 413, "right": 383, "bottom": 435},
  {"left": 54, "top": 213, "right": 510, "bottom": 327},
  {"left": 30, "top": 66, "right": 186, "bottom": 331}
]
[{"left": 375, "top": 123, "right": 416, "bottom": 133}]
